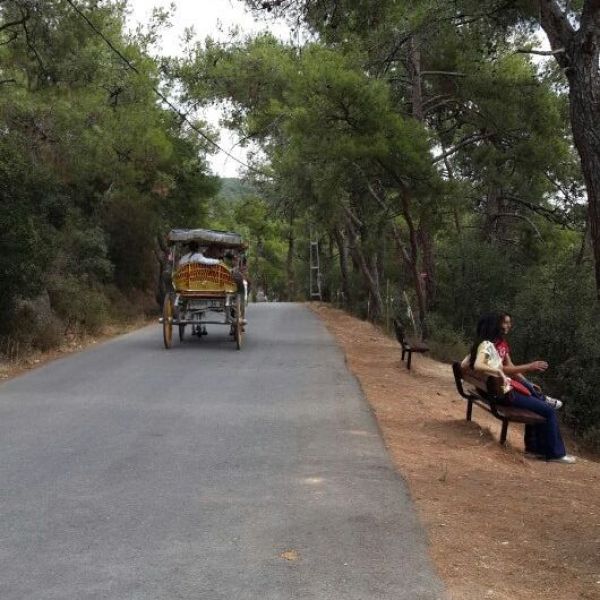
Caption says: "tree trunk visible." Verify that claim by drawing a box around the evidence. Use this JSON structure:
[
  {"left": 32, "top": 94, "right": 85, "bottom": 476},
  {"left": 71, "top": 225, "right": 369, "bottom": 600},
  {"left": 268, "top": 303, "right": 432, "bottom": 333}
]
[
  {"left": 286, "top": 209, "right": 296, "bottom": 301},
  {"left": 567, "top": 67, "right": 600, "bottom": 297},
  {"left": 408, "top": 34, "right": 433, "bottom": 323},
  {"left": 345, "top": 218, "right": 384, "bottom": 319},
  {"left": 400, "top": 195, "right": 428, "bottom": 339},
  {"left": 388, "top": 214, "right": 428, "bottom": 339},
  {"left": 538, "top": 0, "right": 600, "bottom": 299},
  {"left": 333, "top": 227, "right": 352, "bottom": 306},
  {"left": 417, "top": 223, "right": 436, "bottom": 310},
  {"left": 408, "top": 35, "right": 424, "bottom": 121}
]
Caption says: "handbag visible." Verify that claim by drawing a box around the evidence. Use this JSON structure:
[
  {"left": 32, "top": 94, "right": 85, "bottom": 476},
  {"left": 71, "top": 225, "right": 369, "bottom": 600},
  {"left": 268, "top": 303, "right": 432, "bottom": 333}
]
[{"left": 509, "top": 378, "right": 532, "bottom": 396}]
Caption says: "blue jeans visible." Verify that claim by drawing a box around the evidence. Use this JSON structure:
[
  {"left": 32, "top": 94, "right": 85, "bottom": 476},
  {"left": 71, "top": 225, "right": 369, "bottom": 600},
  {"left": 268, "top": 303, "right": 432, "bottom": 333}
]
[
  {"left": 520, "top": 379, "right": 545, "bottom": 401},
  {"left": 509, "top": 388, "right": 566, "bottom": 459}
]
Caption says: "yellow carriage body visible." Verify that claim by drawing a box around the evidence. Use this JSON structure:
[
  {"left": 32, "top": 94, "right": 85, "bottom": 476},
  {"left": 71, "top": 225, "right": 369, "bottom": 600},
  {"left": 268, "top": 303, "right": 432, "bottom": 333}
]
[{"left": 172, "top": 262, "right": 237, "bottom": 296}]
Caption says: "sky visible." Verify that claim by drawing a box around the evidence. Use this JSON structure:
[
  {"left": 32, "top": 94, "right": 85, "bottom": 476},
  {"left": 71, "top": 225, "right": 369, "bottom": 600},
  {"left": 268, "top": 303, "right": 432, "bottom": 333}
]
[{"left": 126, "top": 0, "right": 292, "bottom": 178}]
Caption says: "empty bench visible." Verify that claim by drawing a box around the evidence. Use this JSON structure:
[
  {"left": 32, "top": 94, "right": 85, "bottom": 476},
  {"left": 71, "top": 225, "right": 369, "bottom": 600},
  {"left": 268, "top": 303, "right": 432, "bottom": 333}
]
[
  {"left": 451, "top": 361, "right": 546, "bottom": 444},
  {"left": 392, "top": 319, "right": 429, "bottom": 370}
]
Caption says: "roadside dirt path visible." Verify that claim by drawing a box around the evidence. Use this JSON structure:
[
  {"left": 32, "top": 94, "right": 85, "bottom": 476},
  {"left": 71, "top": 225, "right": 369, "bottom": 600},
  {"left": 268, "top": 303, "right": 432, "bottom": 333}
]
[
  {"left": 0, "top": 318, "right": 153, "bottom": 382},
  {"left": 312, "top": 304, "right": 600, "bottom": 600}
]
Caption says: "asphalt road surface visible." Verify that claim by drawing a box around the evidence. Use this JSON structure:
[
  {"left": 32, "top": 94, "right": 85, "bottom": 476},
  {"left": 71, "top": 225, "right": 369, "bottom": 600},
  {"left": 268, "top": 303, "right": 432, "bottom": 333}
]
[{"left": 0, "top": 303, "right": 444, "bottom": 599}]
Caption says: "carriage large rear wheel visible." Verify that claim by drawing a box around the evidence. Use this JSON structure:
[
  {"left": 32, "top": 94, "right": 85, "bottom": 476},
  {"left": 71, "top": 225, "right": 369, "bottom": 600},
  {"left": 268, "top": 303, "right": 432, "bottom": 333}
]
[
  {"left": 234, "top": 295, "right": 243, "bottom": 350},
  {"left": 162, "top": 294, "right": 174, "bottom": 349}
]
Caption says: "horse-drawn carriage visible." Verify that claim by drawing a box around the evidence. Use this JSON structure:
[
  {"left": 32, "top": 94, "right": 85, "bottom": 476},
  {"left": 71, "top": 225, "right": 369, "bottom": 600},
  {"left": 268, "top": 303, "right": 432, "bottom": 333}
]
[{"left": 160, "top": 228, "right": 247, "bottom": 350}]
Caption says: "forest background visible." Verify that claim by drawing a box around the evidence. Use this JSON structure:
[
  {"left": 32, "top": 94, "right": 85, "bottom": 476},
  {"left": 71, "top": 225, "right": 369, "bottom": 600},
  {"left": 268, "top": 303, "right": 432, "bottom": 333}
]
[{"left": 1, "top": 0, "right": 600, "bottom": 450}]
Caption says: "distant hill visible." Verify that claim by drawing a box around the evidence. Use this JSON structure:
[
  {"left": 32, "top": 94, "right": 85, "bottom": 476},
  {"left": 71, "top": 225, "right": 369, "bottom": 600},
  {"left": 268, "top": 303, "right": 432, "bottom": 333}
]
[{"left": 217, "top": 178, "right": 256, "bottom": 203}]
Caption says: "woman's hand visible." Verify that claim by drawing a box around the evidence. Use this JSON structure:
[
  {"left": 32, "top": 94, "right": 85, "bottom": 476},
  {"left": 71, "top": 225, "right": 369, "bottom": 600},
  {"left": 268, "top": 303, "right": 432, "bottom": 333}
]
[{"left": 529, "top": 360, "right": 548, "bottom": 372}]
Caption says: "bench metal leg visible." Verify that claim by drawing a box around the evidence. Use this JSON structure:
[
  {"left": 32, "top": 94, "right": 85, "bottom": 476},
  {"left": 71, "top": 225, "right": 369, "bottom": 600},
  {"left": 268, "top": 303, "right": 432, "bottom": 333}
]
[
  {"left": 401, "top": 348, "right": 406, "bottom": 361},
  {"left": 406, "top": 351, "right": 412, "bottom": 370},
  {"left": 466, "top": 400, "right": 473, "bottom": 421},
  {"left": 500, "top": 419, "right": 509, "bottom": 444}
]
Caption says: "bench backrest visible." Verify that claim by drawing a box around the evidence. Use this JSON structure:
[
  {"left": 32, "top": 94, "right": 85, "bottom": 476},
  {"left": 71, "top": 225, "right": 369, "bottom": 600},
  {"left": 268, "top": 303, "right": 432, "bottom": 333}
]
[
  {"left": 452, "top": 361, "right": 503, "bottom": 401},
  {"left": 392, "top": 319, "right": 406, "bottom": 345}
]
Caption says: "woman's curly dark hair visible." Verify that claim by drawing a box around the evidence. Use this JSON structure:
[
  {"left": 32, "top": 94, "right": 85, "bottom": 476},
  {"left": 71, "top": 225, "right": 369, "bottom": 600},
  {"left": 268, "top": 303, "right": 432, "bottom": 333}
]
[{"left": 469, "top": 312, "right": 501, "bottom": 368}]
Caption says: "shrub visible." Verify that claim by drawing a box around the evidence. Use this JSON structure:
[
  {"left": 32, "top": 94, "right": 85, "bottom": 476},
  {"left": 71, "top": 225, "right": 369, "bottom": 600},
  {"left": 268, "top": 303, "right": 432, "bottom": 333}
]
[
  {"left": 48, "top": 275, "right": 109, "bottom": 335},
  {"left": 425, "top": 313, "right": 469, "bottom": 364},
  {"left": 8, "top": 293, "right": 64, "bottom": 353},
  {"left": 33, "top": 315, "right": 64, "bottom": 352}
]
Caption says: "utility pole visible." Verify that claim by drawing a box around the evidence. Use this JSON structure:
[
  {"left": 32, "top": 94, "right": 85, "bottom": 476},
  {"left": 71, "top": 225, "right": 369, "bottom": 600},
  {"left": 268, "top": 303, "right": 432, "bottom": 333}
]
[{"left": 309, "top": 227, "right": 322, "bottom": 301}]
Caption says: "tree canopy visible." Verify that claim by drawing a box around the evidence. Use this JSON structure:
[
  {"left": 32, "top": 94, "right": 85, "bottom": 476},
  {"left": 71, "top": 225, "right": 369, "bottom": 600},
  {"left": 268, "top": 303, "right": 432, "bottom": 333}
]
[
  {"left": 172, "top": 0, "right": 599, "bottom": 446},
  {"left": 1, "top": 0, "right": 599, "bottom": 447}
]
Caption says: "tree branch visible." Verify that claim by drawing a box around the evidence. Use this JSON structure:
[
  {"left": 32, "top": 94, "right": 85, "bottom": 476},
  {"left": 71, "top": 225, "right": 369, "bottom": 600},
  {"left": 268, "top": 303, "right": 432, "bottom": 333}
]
[
  {"left": 0, "top": 7, "right": 29, "bottom": 34},
  {"left": 500, "top": 193, "right": 578, "bottom": 229},
  {"left": 420, "top": 70, "right": 466, "bottom": 77},
  {"left": 489, "top": 212, "right": 542, "bottom": 238},
  {"left": 0, "top": 30, "right": 18, "bottom": 45},
  {"left": 515, "top": 46, "right": 565, "bottom": 55},
  {"left": 423, "top": 97, "right": 461, "bottom": 116},
  {"left": 342, "top": 205, "right": 363, "bottom": 230},
  {"left": 431, "top": 132, "right": 496, "bottom": 163},
  {"left": 538, "top": 0, "right": 575, "bottom": 68}
]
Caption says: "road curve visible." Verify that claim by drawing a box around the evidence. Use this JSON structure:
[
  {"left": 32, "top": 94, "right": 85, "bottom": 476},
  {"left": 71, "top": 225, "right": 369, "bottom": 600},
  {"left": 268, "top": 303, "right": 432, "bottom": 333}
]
[{"left": 0, "top": 303, "right": 444, "bottom": 599}]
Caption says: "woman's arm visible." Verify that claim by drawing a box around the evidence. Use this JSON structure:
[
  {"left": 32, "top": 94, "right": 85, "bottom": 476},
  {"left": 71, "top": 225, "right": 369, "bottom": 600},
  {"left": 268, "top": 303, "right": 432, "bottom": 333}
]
[{"left": 501, "top": 352, "right": 547, "bottom": 377}]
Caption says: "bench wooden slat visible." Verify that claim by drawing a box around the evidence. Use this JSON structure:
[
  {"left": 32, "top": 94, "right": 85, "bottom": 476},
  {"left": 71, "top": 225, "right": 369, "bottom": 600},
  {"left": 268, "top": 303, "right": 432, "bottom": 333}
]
[{"left": 495, "top": 406, "right": 546, "bottom": 423}]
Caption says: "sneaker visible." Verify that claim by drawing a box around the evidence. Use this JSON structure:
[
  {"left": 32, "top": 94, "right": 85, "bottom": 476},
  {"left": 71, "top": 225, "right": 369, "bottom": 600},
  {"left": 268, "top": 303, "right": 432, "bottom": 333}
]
[
  {"left": 545, "top": 396, "right": 563, "bottom": 410},
  {"left": 548, "top": 454, "right": 576, "bottom": 464}
]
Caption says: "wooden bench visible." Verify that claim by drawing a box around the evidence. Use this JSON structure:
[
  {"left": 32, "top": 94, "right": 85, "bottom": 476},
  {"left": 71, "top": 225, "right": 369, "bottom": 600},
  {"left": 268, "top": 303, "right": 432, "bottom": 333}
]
[
  {"left": 451, "top": 361, "right": 546, "bottom": 444},
  {"left": 392, "top": 319, "right": 429, "bottom": 370}
]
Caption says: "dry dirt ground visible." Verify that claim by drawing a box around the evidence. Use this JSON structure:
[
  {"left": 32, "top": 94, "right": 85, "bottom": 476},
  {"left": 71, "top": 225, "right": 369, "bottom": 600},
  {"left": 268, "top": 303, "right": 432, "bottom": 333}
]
[{"left": 311, "top": 304, "right": 600, "bottom": 600}]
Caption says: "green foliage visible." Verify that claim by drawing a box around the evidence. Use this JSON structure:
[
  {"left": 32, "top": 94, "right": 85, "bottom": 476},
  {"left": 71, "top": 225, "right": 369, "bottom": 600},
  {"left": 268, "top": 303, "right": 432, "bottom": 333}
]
[
  {"left": 0, "top": 0, "right": 218, "bottom": 344},
  {"left": 232, "top": 196, "right": 287, "bottom": 299},
  {"left": 2, "top": 0, "right": 599, "bottom": 448},
  {"left": 436, "top": 230, "right": 519, "bottom": 330},
  {"left": 0, "top": 135, "right": 53, "bottom": 326},
  {"left": 508, "top": 257, "right": 600, "bottom": 447},
  {"left": 425, "top": 314, "right": 469, "bottom": 364},
  {"left": 10, "top": 297, "right": 63, "bottom": 353},
  {"left": 48, "top": 275, "right": 110, "bottom": 335},
  {"left": 223, "top": 0, "right": 598, "bottom": 447}
]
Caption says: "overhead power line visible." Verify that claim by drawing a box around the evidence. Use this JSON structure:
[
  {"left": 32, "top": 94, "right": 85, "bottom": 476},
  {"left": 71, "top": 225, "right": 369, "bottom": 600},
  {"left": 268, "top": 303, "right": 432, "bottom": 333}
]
[{"left": 64, "top": 0, "right": 267, "bottom": 176}]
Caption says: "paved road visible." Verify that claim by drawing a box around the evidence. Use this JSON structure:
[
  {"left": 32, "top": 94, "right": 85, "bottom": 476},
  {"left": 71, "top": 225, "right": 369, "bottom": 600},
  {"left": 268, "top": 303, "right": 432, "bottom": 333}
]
[{"left": 0, "top": 303, "right": 444, "bottom": 599}]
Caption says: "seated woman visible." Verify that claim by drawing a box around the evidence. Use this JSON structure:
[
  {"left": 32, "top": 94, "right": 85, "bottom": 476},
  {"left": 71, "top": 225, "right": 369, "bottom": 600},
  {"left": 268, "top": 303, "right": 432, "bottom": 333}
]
[
  {"left": 462, "top": 313, "right": 575, "bottom": 464},
  {"left": 495, "top": 311, "right": 562, "bottom": 409}
]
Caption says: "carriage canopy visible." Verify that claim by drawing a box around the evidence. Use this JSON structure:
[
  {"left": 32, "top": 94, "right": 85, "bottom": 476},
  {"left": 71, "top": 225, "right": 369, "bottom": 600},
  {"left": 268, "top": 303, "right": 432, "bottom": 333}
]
[{"left": 167, "top": 228, "right": 246, "bottom": 249}]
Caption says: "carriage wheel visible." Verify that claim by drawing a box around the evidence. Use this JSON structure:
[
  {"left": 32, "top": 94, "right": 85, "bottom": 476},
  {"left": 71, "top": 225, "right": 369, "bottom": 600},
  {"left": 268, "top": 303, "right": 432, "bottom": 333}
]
[
  {"left": 178, "top": 324, "right": 185, "bottom": 342},
  {"left": 234, "top": 295, "right": 243, "bottom": 350},
  {"left": 162, "top": 294, "right": 174, "bottom": 349}
]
